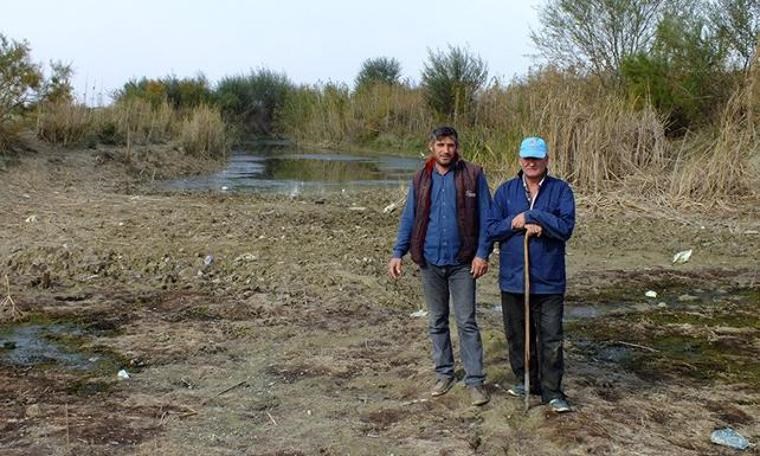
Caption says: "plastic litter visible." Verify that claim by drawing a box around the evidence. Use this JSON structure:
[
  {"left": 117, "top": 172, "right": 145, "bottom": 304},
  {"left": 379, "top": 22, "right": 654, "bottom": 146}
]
[
  {"left": 25, "top": 215, "right": 38, "bottom": 223},
  {"left": 409, "top": 309, "right": 428, "bottom": 318},
  {"left": 672, "top": 249, "right": 693, "bottom": 264},
  {"left": 203, "top": 255, "right": 214, "bottom": 267},
  {"left": 645, "top": 290, "right": 657, "bottom": 298},
  {"left": 383, "top": 202, "right": 398, "bottom": 214},
  {"left": 117, "top": 369, "right": 130, "bottom": 380},
  {"left": 710, "top": 427, "right": 750, "bottom": 450}
]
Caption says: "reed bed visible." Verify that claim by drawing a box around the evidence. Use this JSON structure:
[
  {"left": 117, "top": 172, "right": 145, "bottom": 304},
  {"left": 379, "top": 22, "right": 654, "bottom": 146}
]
[{"left": 34, "top": 98, "right": 229, "bottom": 159}]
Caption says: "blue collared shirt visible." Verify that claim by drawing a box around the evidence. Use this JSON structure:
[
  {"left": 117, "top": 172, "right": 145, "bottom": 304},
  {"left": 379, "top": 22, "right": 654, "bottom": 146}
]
[{"left": 392, "top": 168, "right": 492, "bottom": 265}]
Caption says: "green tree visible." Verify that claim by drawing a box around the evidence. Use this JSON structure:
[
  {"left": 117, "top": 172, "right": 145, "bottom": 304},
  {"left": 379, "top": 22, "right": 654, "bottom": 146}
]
[
  {"left": 710, "top": 0, "right": 760, "bottom": 71},
  {"left": 354, "top": 57, "right": 402, "bottom": 90},
  {"left": 421, "top": 45, "right": 488, "bottom": 121},
  {"left": 0, "top": 33, "right": 43, "bottom": 149},
  {"left": 41, "top": 60, "right": 74, "bottom": 104},
  {"left": 622, "top": 8, "right": 728, "bottom": 132},
  {"left": 531, "top": 0, "right": 672, "bottom": 80},
  {"left": 162, "top": 74, "right": 213, "bottom": 110},
  {"left": 215, "top": 69, "right": 292, "bottom": 136}
]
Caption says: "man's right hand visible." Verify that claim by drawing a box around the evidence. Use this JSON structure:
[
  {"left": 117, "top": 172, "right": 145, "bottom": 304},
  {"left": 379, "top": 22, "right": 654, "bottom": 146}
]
[
  {"left": 511, "top": 212, "right": 526, "bottom": 230},
  {"left": 388, "top": 257, "right": 403, "bottom": 279}
]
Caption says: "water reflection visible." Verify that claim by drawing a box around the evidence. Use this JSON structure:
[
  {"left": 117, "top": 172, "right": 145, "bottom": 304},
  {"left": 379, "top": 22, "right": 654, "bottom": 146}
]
[{"left": 164, "top": 144, "right": 421, "bottom": 193}]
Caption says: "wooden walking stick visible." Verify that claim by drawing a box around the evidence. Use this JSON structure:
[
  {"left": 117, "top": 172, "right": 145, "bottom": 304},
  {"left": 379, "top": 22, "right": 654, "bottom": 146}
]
[{"left": 523, "top": 233, "right": 531, "bottom": 412}]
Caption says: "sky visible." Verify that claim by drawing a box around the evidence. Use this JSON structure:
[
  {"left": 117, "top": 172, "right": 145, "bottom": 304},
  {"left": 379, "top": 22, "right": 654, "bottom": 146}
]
[{"left": 2, "top": 0, "right": 543, "bottom": 103}]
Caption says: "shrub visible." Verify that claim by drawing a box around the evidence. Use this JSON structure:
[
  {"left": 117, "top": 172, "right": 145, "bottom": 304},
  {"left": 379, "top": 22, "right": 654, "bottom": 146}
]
[
  {"left": 354, "top": 57, "right": 402, "bottom": 91},
  {"left": 215, "top": 69, "right": 292, "bottom": 136},
  {"left": 421, "top": 45, "right": 488, "bottom": 122},
  {"left": 0, "top": 33, "right": 43, "bottom": 151}
]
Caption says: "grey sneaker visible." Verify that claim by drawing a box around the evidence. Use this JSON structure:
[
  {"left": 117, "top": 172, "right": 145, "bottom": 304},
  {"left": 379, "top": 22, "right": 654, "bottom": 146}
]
[
  {"left": 431, "top": 377, "right": 456, "bottom": 397},
  {"left": 507, "top": 383, "right": 541, "bottom": 397},
  {"left": 549, "top": 398, "right": 571, "bottom": 413},
  {"left": 507, "top": 383, "right": 526, "bottom": 397},
  {"left": 469, "top": 385, "right": 490, "bottom": 406}
]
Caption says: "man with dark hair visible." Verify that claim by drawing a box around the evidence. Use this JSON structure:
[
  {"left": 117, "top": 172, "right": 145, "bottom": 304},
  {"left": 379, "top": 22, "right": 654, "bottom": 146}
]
[
  {"left": 487, "top": 136, "right": 575, "bottom": 413},
  {"left": 388, "top": 126, "right": 493, "bottom": 406}
]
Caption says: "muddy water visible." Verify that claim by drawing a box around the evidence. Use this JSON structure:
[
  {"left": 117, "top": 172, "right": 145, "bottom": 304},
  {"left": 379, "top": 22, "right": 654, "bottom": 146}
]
[
  {"left": 164, "top": 144, "right": 420, "bottom": 194},
  {"left": 0, "top": 324, "right": 97, "bottom": 370}
]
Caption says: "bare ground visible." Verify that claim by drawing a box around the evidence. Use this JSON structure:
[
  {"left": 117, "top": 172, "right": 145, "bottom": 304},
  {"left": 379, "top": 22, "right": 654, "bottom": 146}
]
[{"left": 0, "top": 144, "right": 759, "bottom": 455}]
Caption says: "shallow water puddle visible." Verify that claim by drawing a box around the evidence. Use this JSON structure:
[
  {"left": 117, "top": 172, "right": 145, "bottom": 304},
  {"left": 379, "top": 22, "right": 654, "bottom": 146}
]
[
  {"left": 163, "top": 144, "right": 420, "bottom": 194},
  {"left": 0, "top": 323, "right": 105, "bottom": 370}
]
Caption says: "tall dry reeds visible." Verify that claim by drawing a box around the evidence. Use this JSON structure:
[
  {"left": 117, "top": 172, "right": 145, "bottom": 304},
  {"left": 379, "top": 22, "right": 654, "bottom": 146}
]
[
  {"left": 35, "top": 101, "right": 93, "bottom": 147},
  {"left": 179, "top": 104, "right": 229, "bottom": 158},
  {"left": 472, "top": 68, "right": 669, "bottom": 191},
  {"left": 106, "top": 98, "right": 174, "bottom": 145},
  {"left": 278, "top": 83, "right": 429, "bottom": 150},
  {"left": 668, "top": 50, "right": 760, "bottom": 199},
  {"left": 33, "top": 97, "right": 229, "bottom": 159}
]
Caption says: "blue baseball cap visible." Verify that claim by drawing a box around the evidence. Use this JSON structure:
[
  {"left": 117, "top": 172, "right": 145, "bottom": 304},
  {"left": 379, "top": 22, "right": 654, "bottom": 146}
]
[{"left": 519, "top": 137, "right": 548, "bottom": 159}]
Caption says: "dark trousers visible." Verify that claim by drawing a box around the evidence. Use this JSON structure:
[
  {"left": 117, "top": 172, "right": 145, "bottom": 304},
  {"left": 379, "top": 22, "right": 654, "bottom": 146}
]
[{"left": 501, "top": 292, "right": 565, "bottom": 402}]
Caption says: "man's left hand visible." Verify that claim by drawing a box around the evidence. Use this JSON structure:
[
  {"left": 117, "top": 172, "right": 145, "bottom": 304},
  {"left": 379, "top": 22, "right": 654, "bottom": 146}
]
[{"left": 470, "top": 257, "right": 489, "bottom": 279}]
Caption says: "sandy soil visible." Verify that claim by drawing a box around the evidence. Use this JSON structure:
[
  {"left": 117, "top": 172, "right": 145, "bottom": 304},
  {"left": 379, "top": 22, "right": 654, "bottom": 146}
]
[{"left": 0, "top": 144, "right": 758, "bottom": 455}]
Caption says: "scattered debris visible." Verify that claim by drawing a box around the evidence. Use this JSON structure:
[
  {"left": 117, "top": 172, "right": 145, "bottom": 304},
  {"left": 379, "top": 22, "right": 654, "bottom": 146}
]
[
  {"left": 612, "top": 341, "right": 659, "bottom": 353},
  {"left": 710, "top": 427, "right": 750, "bottom": 450},
  {"left": 383, "top": 194, "right": 407, "bottom": 214},
  {"left": 657, "top": 302, "right": 668, "bottom": 308},
  {"left": 678, "top": 294, "right": 698, "bottom": 302},
  {"left": 672, "top": 249, "right": 693, "bottom": 264},
  {"left": 117, "top": 369, "right": 130, "bottom": 380},
  {"left": 24, "top": 215, "right": 38, "bottom": 223},
  {"left": 409, "top": 309, "right": 428, "bottom": 318},
  {"left": 203, "top": 255, "right": 214, "bottom": 268},
  {"left": 645, "top": 290, "right": 657, "bottom": 298},
  {"left": 348, "top": 206, "right": 367, "bottom": 212},
  {"left": 234, "top": 253, "right": 258, "bottom": 263},
  {"left": 1, "top": 275, "right": 23, "bottom": 321}
]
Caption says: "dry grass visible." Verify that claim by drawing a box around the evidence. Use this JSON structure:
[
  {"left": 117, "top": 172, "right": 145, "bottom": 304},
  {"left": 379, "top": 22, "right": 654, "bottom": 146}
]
[
  {"left": 35, "top": 101, "right": 93, "bottom": 147},
  {"left": 179, "top": 104, "right": 229, "bottom": 158},
  {"left": 30, "top": 99, "right": 230, "bottom": 159}
]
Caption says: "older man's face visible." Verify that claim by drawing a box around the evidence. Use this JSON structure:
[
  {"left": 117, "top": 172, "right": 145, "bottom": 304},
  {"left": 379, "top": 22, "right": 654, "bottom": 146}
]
[{"left": 519, "top": 156, "right": 548, "bottom": 179}]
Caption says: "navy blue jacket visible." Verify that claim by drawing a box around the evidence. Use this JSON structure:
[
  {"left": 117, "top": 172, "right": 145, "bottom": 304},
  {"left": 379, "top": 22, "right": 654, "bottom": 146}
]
[{"left": 487, "top": 172, "right": 575, "bottom": 294}]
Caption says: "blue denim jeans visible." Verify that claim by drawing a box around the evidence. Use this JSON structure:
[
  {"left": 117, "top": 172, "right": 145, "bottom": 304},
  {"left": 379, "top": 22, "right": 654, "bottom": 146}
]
[{"left": 420, "top": 263, "right": 485, "bottom": 386}]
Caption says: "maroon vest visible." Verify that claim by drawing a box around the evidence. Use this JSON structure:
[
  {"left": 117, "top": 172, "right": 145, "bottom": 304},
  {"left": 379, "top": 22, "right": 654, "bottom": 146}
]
[{"left": 409, "top": 159, "right": 481, "bottom": 266}]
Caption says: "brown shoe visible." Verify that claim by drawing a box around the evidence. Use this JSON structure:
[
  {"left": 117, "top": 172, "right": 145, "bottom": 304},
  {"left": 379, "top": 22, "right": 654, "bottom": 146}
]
[
  {"left": 431, "top": 377, "right": 456, "bottom": 396},
  {"left": 469, "top": 385, "right": 490, "bottom": 406}
]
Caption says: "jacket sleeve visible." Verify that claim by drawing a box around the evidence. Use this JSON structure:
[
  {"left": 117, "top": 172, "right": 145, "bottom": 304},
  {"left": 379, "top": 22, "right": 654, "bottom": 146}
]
[
  {"left": 487, "top": 184, "right": 519, "bottom": 243},
  {"left": 475, "top": 172, "right": 493, "bottom": 259},
  {"left": 392, "top": 183, "right": 415, "bottom": 258},
  {"left": 524, "top": 182, "right": 575, "bottom": 241}
]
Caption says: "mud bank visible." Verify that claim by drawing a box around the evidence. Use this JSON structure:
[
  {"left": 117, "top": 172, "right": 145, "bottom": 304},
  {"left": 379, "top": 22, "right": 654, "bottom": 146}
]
[{"left": 0, "top": 147, "right": 758, "bottom": 455}]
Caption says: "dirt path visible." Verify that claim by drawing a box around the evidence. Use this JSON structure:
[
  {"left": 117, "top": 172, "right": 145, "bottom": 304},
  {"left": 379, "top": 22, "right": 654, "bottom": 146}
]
[{"left": 1, "top": 147, "right": 758, "bottom": 455}]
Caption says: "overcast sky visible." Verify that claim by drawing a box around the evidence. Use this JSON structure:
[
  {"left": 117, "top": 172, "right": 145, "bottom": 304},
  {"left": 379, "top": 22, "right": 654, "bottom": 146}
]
[{"left": 2, "top": 0, "right": 543, "bottom": 102}]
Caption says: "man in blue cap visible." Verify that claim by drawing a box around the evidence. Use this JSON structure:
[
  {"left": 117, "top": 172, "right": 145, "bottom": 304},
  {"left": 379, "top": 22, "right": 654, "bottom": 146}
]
[{"left": 487, "top": 136, "right": 575, "bottom": 413}]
